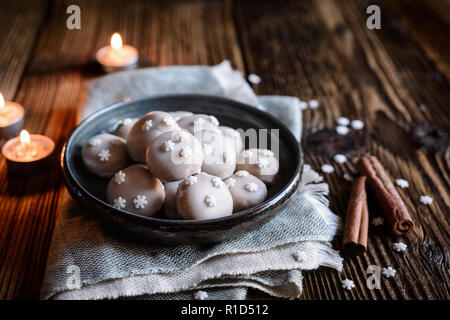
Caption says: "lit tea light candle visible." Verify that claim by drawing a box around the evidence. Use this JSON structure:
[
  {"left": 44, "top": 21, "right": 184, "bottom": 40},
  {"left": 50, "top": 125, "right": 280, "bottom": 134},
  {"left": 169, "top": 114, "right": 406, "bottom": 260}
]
[
  {"left": 0, "top": 92, "right": 25, "bottom": 138},
  {"left": 96, "top": 33, "right": 138, "bottom": 73},
  {"left": 1, "top": 129, "right": 55, "bottom": 175}
]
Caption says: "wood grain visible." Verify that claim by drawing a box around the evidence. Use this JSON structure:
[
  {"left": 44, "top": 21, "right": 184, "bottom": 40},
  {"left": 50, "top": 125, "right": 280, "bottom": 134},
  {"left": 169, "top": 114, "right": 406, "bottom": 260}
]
[{"left": 0, "top": 0, "right": 448, "bottom": 299}]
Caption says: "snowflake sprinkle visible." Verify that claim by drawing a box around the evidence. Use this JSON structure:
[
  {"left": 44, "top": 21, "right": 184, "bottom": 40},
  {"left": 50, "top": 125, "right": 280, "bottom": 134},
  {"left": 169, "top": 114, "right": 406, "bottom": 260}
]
[
  {"left": 89, "top": 138, "right": 101, "bottom": 146},
  {"left": 133, "top": 195, "right": 148, "bottom": 209},
  {"left": 235, "top": 170, "right": 249, "bottom": 177},
  {"left": 211, "top": 177, "right": 222, "bottom": 188},
  {"left": 248, "top": 73, "right": 261, "bottom": 84},
  {"left": 161, "top": 140, "right": 176, "bottom": 152},
  {"left": 334, "top": 154, "right": 347, "bottom": 164},
  {"left": 393, "top": 242, "right": 407, "bottom": 252},
  {"left": 420, "top": 195, "right": 433, "bottom": 205},
  {"left": 395, "top": 179, "right": 409, "bottom": 188},
  {"left": 382, "top": 267, "right": 396, "bottom": 278},
  {"left": 321, "top": 164, "right": 334, "bottom": 174},
  {"left": 342, "top": 279, "right": 355, "bottom": 290},
  {"left": 336, "top": 126, "right": 350, "bottom": 136},
  {"left": 257, "top": 158, "right": 270, "bottom": 168},
  {"left": 113, "top": 197, "right": 126, "bottom": 210},
  {"left": 245, "top": 182, "right": 259, "bottom": 192},
  {"left": 371, "top": 217, "right": 384, "bottom": 226},
  {"left": 141, "top": 119, "right": 153, "bottom": 131},
  {"left": 336, "top": 117, "right": 350, "bottom": 126},
  {"left": 184, "top": 176, "right": 198, "bottom": 186},
  {"left": 308, "top": 99, "right": 319, "bottom": 109},
  {"left": 351, "top": 120, "right": 364, "bottom": 130},
  {"left": 162, "top": 116, "right": 174, "bottom": 126},
  {"left": 226, "top": 178, "right": 236, "bottom": 188},
  {"left": 114, "top": 170, "right": 126, "bottom": 185},
  {"left": 193, "top": 291, "right": 208, "bottom": 300},
  {"left": 205, "top": 194, "right": 217, "bottom": 207},
  {"left": 179, "top": 146, "right": 193, "bottom": 158},
  {"left": 98, "top": 149, "right": 111, "bottom": 162},
  {"left": 208, "top": 116, "right": 219, "bottom": 126}
]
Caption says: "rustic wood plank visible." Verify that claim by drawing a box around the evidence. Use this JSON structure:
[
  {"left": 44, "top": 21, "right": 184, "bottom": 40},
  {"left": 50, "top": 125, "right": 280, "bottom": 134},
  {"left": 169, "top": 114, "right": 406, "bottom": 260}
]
[
  {"left": 0, "top": 0, "right": 244, "bottom": 299},
  {"left": 0, "top": 0, "right": 48, "bottom": 99},
  {"left": 234, "top": 0, "right": 449, "bottom": 300}
]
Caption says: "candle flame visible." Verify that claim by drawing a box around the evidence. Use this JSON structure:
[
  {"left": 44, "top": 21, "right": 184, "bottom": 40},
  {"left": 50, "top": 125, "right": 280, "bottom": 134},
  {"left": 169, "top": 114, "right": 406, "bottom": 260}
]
[
  {"left": 20, "top": 130, "right": 31, "bottom": 145},
  {"left": 111, "top": 33, "right": 123, "bottom": 50},
  {"left": 0, "top": 93, "right": 4, "bottom": 109}
]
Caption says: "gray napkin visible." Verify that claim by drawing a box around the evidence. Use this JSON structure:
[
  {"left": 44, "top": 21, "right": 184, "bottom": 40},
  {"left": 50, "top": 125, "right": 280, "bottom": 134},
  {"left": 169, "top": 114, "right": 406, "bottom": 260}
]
[{"left": 41, "top": 61, "right": 341, "bottom": 300}]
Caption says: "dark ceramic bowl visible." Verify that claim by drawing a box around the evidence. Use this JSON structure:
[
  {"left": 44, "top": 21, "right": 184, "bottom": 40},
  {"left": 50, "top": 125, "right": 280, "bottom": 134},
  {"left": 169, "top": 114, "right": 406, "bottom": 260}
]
[{"left": 62, "top": 95, "right": 302, "bottom": 245}]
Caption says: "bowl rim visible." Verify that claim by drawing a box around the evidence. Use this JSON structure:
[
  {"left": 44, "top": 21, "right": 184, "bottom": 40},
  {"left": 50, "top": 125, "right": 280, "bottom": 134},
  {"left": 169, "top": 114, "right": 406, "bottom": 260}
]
[{"left": 62, "top": 94, "right": 302, "bottom": 227}]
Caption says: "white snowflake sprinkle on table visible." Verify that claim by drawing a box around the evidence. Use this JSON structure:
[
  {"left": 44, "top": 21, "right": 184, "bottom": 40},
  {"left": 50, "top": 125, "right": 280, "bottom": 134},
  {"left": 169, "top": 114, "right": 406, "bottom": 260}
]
[
  {"left": 114, "top": 170, "right": 126, "bottom": 185},
  {"left": 141, "top": 120, "right": 153, "bottom": 131},
  {"left": 395, "top": 179, "right": 409, "bottom": 189},
  {"left": 308, "top": 99, "right": 319, "bottom": 109},
  {"left": 342, "top": 279, "right": 355, "bottom": 290},
  {"left": 133, "top": 195, "right": 148, "bottom": 209},
  {"left": 336, "top": 126, "right": 350, "bottom": 136},
  {"left": 334, "top": 154, "right": 347, "bottom": 164},
  {"left": 382, "top": 267, "right": 396, "bottom": 278},
  {"left": 337, "top": 117, "right": 350, "bottom": 126},
  {"left": 193, "top": 290, "right": 208, "bottom": 300},
  {"left": 98, "top": 149, "right": 111, "bottom": 162},
  {"left": 420, "top": 195, "right": 433, "bottom": 205},
  {"left": 113, "top": 197, "right": 126, "bottom": 210},
  {"left": 351, "top": 120, "right": 364, "bottom": 130},
  {"left": 248, "top": 73, "right": 261, "bottom": 84},
  {"left": 371, "top": 217, "right": 384, "bottom": 226},
  {"left": 245, "top": 182, "right": 259, "bottom": 192},
  {"left": 393, "top": 242, "right": 407, "bottom": 252},
  {"left": 205, "top": 194, "right": 217, "bottom": 207},
  {"left": 321, "top": 164, "right": 334, "bottom": 174}
]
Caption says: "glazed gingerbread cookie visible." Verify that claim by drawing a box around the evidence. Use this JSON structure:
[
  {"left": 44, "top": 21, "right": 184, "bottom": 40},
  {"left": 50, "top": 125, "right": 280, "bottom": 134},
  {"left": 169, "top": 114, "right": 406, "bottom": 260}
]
[
  {"left": 127, "top": 111, "right": 180, "bottom": 163},
  {"left": 236, "top": 148, "right": 279, "bottom": 184},
  {"left": 219, "top": 126, "right": 244, "bottom": 154},
  {"left": 177, "top": 114, "right": 221, "bottom": 135},
  {"left": 107, "top": 164, "right": 165, "bottom": 217},
  {"left": 200, "top": 130, "right": 236, "bottom": 179},
  {"left": 163, "top": 180, "right": 182, "bottom": 219},
  {"left": 82, "top": 133, "right": 130, "bottom": 178},
  {"left": 113, "top": 118, "right": 138, "bottom": 140},
  {"left": 224, "top": 170, "right": 267, "bottom": 211},
  {"left": 146, "top": 130, "right": 204, "bottom": 182},
  {"left": 175, "top": 172, "right": 233, "bottom": 220},
  {"left": 169, "top": 111, "right": 193, "bottom": 121}
]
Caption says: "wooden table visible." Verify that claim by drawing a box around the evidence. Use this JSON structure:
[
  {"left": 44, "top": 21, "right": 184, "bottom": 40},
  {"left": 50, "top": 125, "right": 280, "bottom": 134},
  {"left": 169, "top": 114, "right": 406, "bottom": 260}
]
[{"left": 0, "top": 0, "right": 448, "bottom": 300}]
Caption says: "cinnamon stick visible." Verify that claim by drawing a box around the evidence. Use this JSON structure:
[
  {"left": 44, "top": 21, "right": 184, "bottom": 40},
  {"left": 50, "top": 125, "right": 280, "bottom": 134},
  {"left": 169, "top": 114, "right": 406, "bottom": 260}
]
[
  {"left": 343, "top": 176, "right": 369, "bottom": 256},
  {"left": 358, "top": 155, "right": 414, "bottom": 236}
]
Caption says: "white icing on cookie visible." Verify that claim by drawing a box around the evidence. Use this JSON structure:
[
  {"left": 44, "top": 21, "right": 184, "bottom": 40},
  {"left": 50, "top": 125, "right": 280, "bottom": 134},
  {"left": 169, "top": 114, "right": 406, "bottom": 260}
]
[{"left": 114, "top": 170, "right": 126, "bottom": 185}]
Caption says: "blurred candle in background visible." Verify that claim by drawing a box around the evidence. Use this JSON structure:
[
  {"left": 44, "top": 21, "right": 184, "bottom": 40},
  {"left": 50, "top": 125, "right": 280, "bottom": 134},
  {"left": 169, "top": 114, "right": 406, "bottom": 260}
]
[
  {"left": 96, "top": 32, "right": 139, "bottom": 73},
  {"left": 0, "top": 92, "right": 25, "bottom": 138}
]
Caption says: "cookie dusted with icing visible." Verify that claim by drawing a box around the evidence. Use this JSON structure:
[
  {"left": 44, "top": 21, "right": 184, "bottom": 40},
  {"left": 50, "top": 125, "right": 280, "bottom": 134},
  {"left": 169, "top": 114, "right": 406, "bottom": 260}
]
[
  {"left": 176, "top": 173, "right": 233, "bottom": 220},
  {"left": 219, "top": 126, "right": 244, "bottom": 154},
  {"left": 107, "top": 164, "right": 165, "bottom": 217},
  {"left": 146, "top": 130, "right": 204, "bottom": 182},
  {"left": 177, "top": 114, "right": 221, "bottom": 135},
  {"left": 224, "top": 171, "right": 267, "bottom": 211},
  {"left": 127, "top": 111, "right": 180, "bottom": 163},
  {"left": 82, "top": 133, "right": 130, "bottom": 178},
  {"left": 163, "top": 180, "right": 182, "bottom": 219},
  {"left": 113, "top": 118, "right": 138, "bottom": 140},
  {"left": 169, "top": 111, "right": 193, "bottom": 121},
  {"left": 236, "top": 148, "right": 279, "bottom": 184},
  {"left": 200, "top": 130, "right": 236, "bottom": 179}
]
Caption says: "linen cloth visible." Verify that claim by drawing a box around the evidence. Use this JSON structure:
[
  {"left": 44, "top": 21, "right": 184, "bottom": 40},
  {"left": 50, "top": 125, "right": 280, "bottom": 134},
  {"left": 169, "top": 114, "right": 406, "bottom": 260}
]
[{"left": 41, "top": 61, "right": 342, "bottom": 300}]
